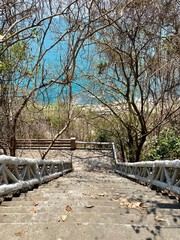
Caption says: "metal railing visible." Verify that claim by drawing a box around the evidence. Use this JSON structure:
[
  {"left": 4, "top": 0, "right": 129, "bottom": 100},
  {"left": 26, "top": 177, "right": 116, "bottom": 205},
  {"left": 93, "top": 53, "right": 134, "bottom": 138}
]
[
  {"left": 76, "top": 141, "right": 113, "bottom": 150},
  {"left": 116, "top": 160, "right": 180, "bottom": 196},
  {"left": 0, "top": 155, "right": 72, "bottom": 197},
  {"left": 16, "top": 138, "right": 115, "bottom": 155}
]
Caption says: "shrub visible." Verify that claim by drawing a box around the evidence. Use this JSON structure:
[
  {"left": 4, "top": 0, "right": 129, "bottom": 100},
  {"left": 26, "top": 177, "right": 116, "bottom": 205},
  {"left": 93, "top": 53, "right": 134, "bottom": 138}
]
[{"left": 143, "top": 128, "right": 180, "bottom": 160}]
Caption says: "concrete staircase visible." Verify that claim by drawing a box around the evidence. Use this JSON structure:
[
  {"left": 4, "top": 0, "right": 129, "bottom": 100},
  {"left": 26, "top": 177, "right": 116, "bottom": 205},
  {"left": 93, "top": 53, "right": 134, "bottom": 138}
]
[{"left": 0, "top": 151, "right": 180, "bottom": 240}]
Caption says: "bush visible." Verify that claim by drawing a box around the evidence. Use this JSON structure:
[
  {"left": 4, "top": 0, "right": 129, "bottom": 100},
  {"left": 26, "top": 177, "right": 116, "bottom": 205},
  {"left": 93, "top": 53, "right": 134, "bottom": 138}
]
[
  {"left": 144, "top": 128, "right": 180, "bottom": 160},
  {"left": 94, "top": 128, "right": 113, "bottom": 142}
]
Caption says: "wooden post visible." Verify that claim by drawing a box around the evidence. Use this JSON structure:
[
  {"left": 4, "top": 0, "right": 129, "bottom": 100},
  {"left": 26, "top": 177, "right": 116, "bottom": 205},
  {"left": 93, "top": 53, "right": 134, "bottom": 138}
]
[{"left": 70, "top": 137, "right": 76, "bottom": 150}]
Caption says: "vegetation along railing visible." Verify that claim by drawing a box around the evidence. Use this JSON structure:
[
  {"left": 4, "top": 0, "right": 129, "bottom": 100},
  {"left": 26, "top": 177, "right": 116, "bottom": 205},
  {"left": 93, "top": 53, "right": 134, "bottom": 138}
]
[
  {"left": 116, "top": 160, "right": 180, "bottom": 197},
  {"left": 0, "top": 155, "right": 72, "bottom": 197}
]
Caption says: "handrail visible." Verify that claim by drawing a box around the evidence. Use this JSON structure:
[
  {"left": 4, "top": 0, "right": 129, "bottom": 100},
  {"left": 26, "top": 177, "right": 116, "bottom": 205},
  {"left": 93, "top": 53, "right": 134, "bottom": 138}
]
[
  {"left": 116, "top": 159, "right": 180, "bottom": 196},
  {"left": 111, "top": 142, "right": 118, "bottom": 165},
  {"left": 0, "top": 155, "right": 72, "bottom": 197},
  {"left": 76, "top": 141, "right": 112, "bottom": 149},
  {"left": 16, "top": 137, "right": 76, "bottom": 150},
  {"left": 76, "top": 141, "right": 118, "bottom": 165}
]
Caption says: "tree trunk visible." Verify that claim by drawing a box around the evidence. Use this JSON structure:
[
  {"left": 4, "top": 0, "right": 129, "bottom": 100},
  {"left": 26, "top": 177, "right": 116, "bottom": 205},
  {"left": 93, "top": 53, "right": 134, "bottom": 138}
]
[
  {"left": 135, "top": 135, "right": 147, "bottom": 162},
  {"left": 119, "top": 139, "right": 125, "bottom": 162},
  {"left": 9, "top": 135, "right": 16, "bottom": 156},
  {"left": 127, "top": 129, "right": 137, "bottom": 162}
]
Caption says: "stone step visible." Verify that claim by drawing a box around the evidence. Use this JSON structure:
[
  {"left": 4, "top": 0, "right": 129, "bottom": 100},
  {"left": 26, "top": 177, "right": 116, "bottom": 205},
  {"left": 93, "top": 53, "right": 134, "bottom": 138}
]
[
  {"left": 1, "top": 199, "right": 125, "bottom": 207},
  {"left": 25, "top": 192, "right": 130, "bottom": 199},
  {"left": 0, "top": 204, "right": 146, "bottom": 214},
  {"left": 36, "top": 182, "right": 150, "bottom": 190},
  {"left": 1, "top": 203, "right": 179, "bottom": 218},
  {"left": 31, "top": 181, "right": 141, "bottom": 187},
  {"left": 0, "top": 210, "right": 180, "bottom": 227},
  {"left": 0, "top": 210, "right": 179, "bottom": 226},
  {"left": 0, "top": 206, "right": 32, "bottom": 213},
  {"left": 0, "top": 222, "right": 179, "bottom": 240},
  {"left": 11, "top": 193, "right": 167, "bottom": 204},
  {"left": 8, "top": 193, "right": 175, "bottom": 210},
  {"left": 16, "top": 184, "right": 164, "bottom": 196},
  {"left": 28, "top": 183, "right": 165, "bottom": 194}
]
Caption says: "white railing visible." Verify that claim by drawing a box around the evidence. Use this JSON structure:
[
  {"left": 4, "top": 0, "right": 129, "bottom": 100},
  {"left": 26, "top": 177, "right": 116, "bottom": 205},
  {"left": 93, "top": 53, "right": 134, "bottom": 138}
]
[
  {"left": 0, "top": 155, "right": 72, "bottom": 197},
  {"left": 116, "top": 160, "right": 180, "bottom": 196},
  {"left": 76, "top": 141, "right": 113, "bottom": 150}
]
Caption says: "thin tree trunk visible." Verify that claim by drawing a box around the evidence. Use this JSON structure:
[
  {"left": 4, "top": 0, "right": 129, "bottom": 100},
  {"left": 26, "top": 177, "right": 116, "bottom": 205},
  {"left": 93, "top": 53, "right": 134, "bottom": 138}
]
[
  {"left": 135, "top": 135, "right": 146, "bottom": 162},
  {"left": 41, "top": 120, "right": 71, "bottom": 160},
  {"left": 119, "top": 139, "right": 125, "bottom": 162},
  {"left": 9, "top": 135, "right": 16, "bottom": 156}
]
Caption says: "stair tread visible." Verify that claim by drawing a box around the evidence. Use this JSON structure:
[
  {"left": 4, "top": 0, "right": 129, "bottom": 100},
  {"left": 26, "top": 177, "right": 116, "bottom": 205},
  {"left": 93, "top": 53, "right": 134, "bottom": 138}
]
[
  {"left": 0, "top": 211, "right": 179, "bottom": 226},
  {"left": 0, "top": 222, "right": 180, "bottom": 240}
]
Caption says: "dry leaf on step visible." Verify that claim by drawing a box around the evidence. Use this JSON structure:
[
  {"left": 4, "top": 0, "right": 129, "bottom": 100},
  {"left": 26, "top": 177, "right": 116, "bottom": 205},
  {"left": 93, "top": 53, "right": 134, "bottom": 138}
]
[
  {"left": 30, "top": 208, "right": 36, "bottom": 214},
  {"left": 98, "top": 193, "right": 106, "bottom": 197},
  {"left": 66, "top": 205, "right": 72, "bottom": 212},
  {"left": 32, "top": 201, "right": 39, "bottom": 206},
  {"left": 84, "top": 205, "right": 95, "bottom": 208},
  {"left": 61, "top": 214, "right": 67, "bottom": 222},
  {"left": 139, "top": 202, "right": 148, "bottom": 208},
  {"left": 82, "top": 192, "right": 90, "bottom": 196},
  {"left": 155, "top": 215, "right": 167, "bottom": 223},
  {"left": 15, "top": 231, "right": 26, "bottom": 237},
  {"left": 119, "top": 198, "right": 146, "bottom": 209},
  {"left": 91, "top": 195, "right": 98, "bottom": 199}
]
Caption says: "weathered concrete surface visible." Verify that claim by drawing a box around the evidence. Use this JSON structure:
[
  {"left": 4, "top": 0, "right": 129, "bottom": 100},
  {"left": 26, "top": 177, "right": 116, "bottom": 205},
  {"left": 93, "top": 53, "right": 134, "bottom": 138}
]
[{"left": 0, "top": 150, "right": 180, "bottom": 240}]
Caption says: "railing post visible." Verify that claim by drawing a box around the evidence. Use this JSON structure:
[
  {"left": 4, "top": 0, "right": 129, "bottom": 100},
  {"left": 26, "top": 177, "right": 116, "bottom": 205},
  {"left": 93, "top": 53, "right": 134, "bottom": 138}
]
[
  {"left": 70, "top": 137, "right": 76, "bottom": 150},
  {"left": 111, "top": 142, "right": 118, "bottom": 166}
]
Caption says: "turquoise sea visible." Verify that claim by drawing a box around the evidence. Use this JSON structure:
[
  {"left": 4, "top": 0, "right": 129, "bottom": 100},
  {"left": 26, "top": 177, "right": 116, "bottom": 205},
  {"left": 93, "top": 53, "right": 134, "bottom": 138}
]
[
  {"left": 36, "top": 36, "right": 95, "bottom": 104},
  {"left": 31, "top": 18, "right": 102, "bottom": 105}
]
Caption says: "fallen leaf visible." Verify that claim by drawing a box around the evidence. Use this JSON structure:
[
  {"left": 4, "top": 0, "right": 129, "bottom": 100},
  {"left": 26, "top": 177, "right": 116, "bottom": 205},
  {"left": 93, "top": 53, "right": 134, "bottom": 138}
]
[
  {"left": 119, "top": 198, "right": 130, "bottom": 207},
  {"left": 30, "top": 208, "right": 36, "bottom": 214},
  {"left": 155, "top": 215, "right": 167, "bottom": 223},
  {"left": 91, "top": 195, "right": 98, "bottom": 199},
  {"left": 139, "top": 202, "right": 148, "bottom": 208},
  {"left": 119, "top": 198, "right": 146, "bottom": 209},
  {"left": 82, "top": 192, "right": 90, "bottom": 196},
  {"left": 15, "top": 231, "right": 26, "bottom": 237},
  {"left": 130, "top": 202, "right": 142, "bottom": 208},
  {"left": 98, "top": 193, "right": 105, "bottom": 197},
  {"left": 61, "top": 214, "right": 67, "bottom": 222},
  {"left": 66, "top": 205, "right": 72, "bottom": 212},
  {"left": 32, "top": 201, "right": 39, "bottom": 206},
  {"left": 84, "top": 205, "right": 95, "bottom": 208}
]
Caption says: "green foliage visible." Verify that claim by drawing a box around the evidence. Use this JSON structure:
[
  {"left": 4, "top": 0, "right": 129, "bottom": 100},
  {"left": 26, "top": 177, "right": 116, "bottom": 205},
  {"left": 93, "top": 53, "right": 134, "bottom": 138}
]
[
  {"left": 96, "top": 61, "right": 108, "bottom": 74},
  {"left": 0, "top": 40, "right": 34, "bottom": 77},
  {"left": 143, "top": 128, "right": 180, "bottom": 160},
  {"left": 94, "top": 128, "right": 113, "bottom": 142},
  {"left": 44, "top": 101, "right": 70, "bottom": 131}
]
